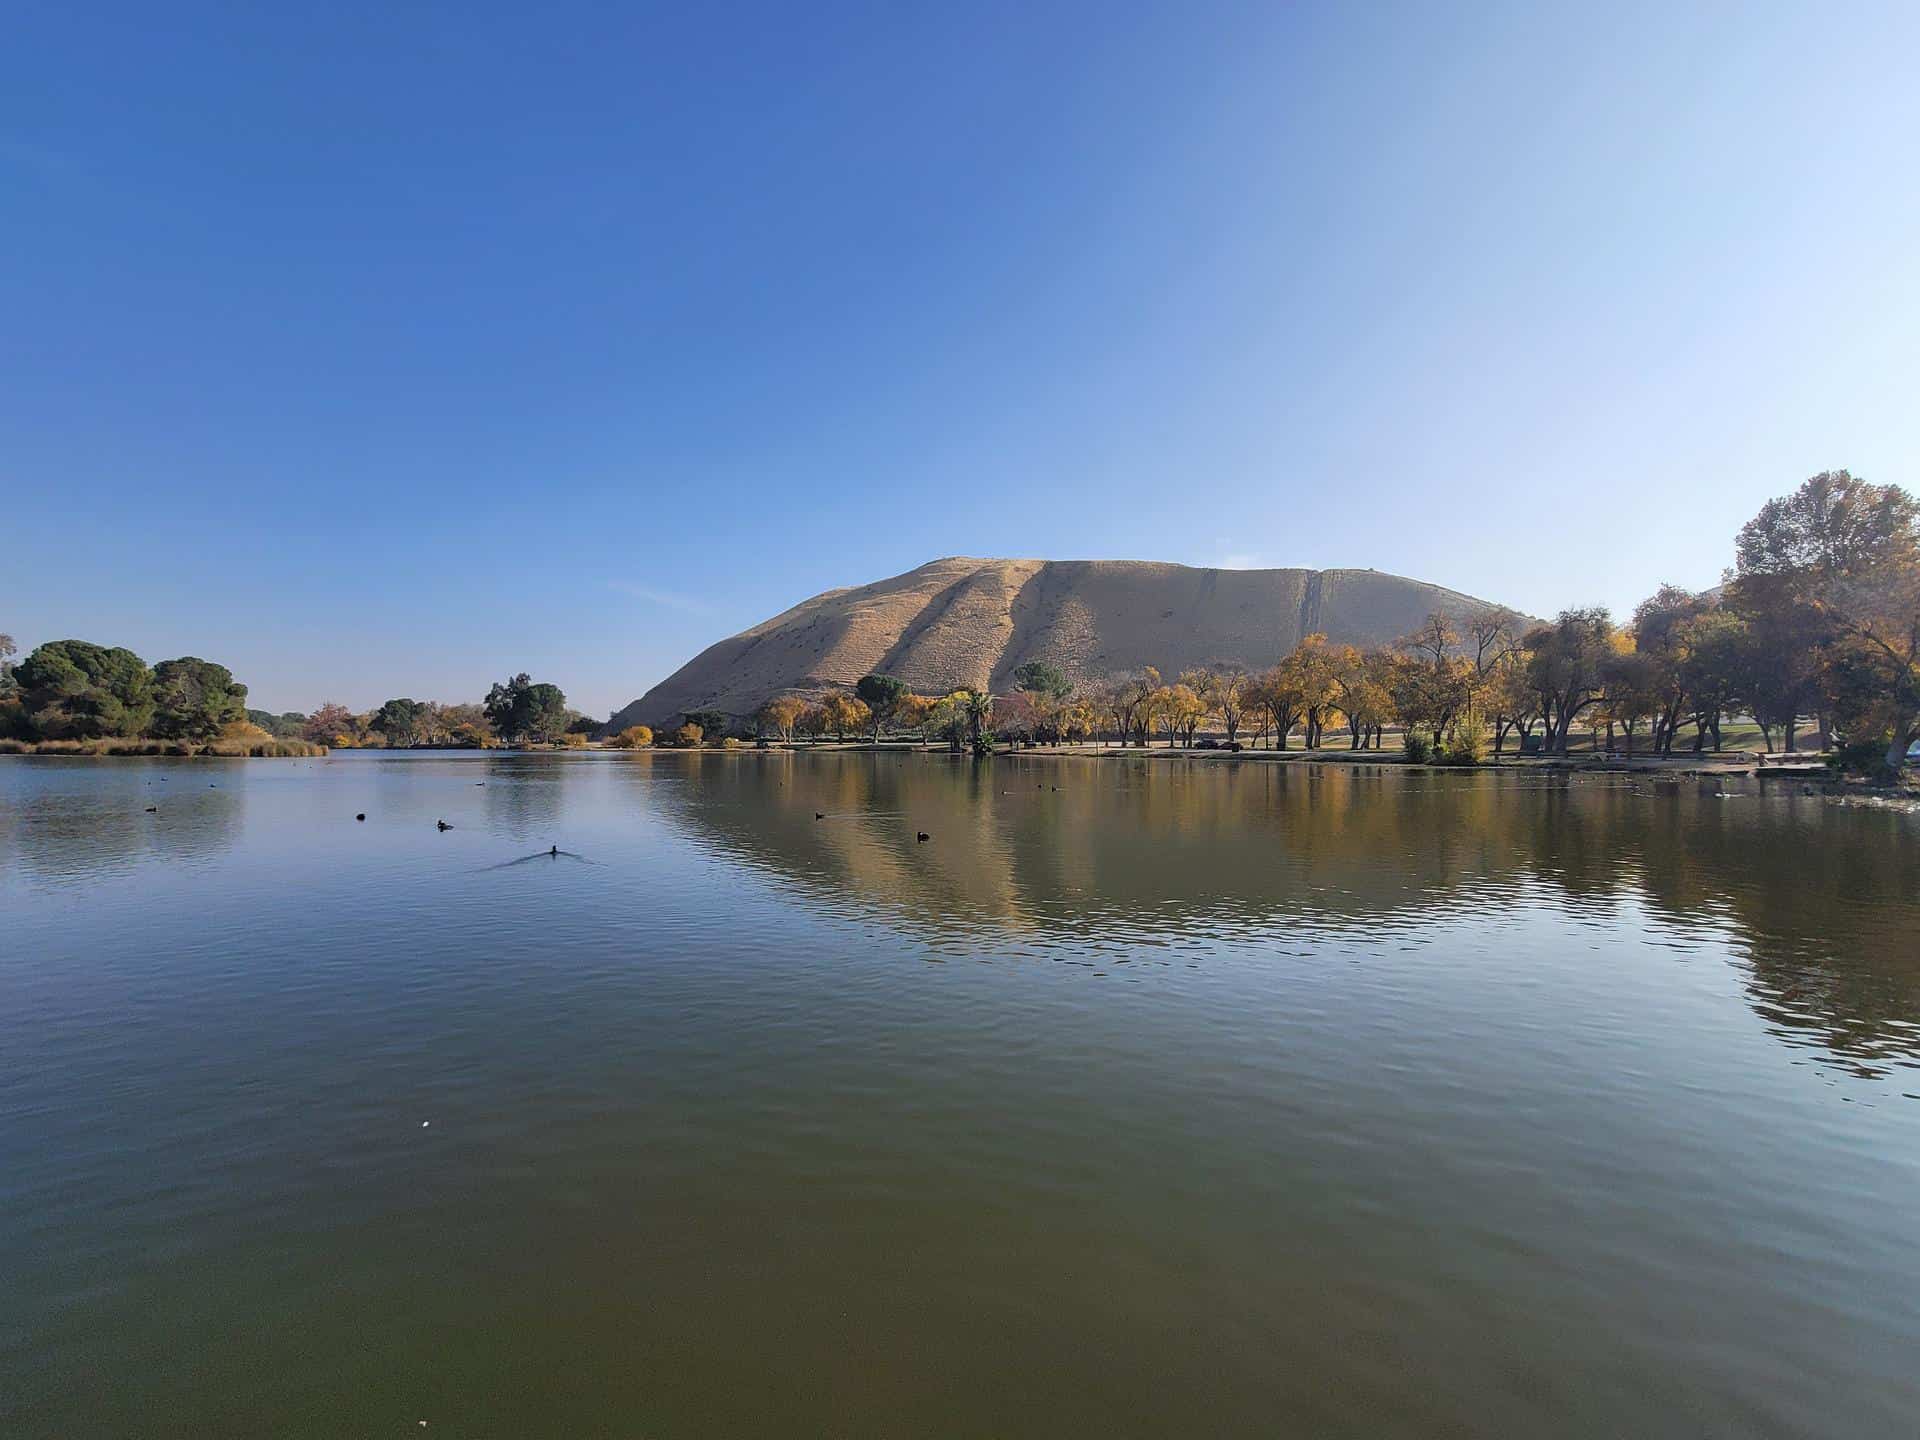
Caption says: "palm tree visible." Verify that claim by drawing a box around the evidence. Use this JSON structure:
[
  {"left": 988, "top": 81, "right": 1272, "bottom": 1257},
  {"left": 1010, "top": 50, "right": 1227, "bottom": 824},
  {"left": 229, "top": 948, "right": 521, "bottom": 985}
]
[{"left": 962, "top": 690, "right": 994, "bottom": 752}]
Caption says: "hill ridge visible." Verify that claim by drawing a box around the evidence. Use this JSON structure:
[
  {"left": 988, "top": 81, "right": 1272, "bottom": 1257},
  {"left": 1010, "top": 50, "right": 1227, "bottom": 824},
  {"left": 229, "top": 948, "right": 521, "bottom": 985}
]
[{"left": 608, "top": 557, "right": 1518, "bottom": 731}]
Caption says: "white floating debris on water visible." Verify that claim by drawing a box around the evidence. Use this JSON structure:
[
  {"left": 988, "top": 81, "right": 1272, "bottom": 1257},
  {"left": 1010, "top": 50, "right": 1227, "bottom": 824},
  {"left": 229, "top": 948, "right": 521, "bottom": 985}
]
[
  {"left": 421, "top": 1120, "right": 431, "bottom": 1128},
  {"left": 1829, "top": 793, "right": 1920, "bottom": 814}
]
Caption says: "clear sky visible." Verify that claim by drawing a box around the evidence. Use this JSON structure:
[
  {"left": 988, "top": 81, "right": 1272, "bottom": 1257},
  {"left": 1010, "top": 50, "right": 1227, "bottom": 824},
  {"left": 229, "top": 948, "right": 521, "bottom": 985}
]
[{"left": 5, "top": 1, "right": 1916, "bottom": 718}]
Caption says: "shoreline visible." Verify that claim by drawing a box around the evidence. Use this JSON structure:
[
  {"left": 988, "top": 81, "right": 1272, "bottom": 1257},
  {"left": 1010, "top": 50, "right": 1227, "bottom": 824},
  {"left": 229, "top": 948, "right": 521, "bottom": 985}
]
[
  {"left": 11, "top": 738, "right": 1910, "bottom": 797},
  {"left": 0, "top": 740, "right": 327, "bottom": 759},
  {"left": 15, "top": 737, "right": 1908, "bottom": 792},
  {"left": 605, "top": 738, "right": 1920, "bottom": 793},
  {"left": 730, "top": 739, "right": 1843, "bottom": 778}
]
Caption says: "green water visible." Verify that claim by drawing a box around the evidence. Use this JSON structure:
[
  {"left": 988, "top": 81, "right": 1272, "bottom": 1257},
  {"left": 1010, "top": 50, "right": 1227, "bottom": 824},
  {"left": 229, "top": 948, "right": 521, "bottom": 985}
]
[{"left": 3, "top": 751, "right": 1917, "bottom": 1437}]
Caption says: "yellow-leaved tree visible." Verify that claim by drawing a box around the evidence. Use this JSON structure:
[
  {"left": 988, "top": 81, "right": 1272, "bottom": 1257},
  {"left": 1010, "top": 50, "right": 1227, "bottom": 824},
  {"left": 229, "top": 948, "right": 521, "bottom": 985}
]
[
  {"left": 756, "top": 696, "right": 805, "bottom": 743},
  {"left": 819, "top": 693, "right": 871, "bottom": 741},
  {"left": 893, "top": 693, "right": 935, "bottom": 746}
]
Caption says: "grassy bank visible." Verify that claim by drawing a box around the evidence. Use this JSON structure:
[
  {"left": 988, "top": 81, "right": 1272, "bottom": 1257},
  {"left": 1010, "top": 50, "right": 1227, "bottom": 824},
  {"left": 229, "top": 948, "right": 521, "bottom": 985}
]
[{"left": 0, "top": 737, "right": 327, "bottom": 758}]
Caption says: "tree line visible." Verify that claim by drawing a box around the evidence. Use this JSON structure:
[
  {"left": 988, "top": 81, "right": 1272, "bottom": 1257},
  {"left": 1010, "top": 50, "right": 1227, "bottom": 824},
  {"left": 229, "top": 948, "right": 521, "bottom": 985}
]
[
  {"left": 701, "top": 472, "right": 1918, "bottom": 777},
  {"left": 262, "top": 673, "right": 583, "bottom": 749},
  {"left": 0, "top": 641, "right": 582, "bottom": 752},
  {"left": 8, "top": 472, "right": 1912, "bottom": 774}
]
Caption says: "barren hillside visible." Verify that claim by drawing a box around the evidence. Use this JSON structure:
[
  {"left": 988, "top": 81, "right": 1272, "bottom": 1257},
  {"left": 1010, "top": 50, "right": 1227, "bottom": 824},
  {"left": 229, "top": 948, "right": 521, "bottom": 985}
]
[{"left": 608, "top": 557, "right": 1517, "bottom": 731}]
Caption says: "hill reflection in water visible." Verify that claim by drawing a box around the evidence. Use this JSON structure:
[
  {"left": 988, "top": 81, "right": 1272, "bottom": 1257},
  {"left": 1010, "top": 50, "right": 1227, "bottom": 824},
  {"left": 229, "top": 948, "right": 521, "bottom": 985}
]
[{"left": 637, "top": 751, "right": 1920, "bottom": 1078}]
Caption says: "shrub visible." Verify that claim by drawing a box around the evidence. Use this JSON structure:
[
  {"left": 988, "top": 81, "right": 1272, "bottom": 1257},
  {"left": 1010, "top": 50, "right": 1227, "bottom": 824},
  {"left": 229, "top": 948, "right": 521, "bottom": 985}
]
[
  {"left": 665, "top": 723, "right": 703, "bottom": 748},
  {"left": 1402, "top": 734, "right": 1432, "bottom": 764},
  {"left": 1827, "top": 739, "right": 1896, "bottom": 782},
  {"left": 608, "top": 725, "right": 653, "bottom": 749},
  {"left": 0, "top": 734, "right": 321, "bottom": 757},
  {"left": 1436, "top": 728, "right": 1483, "bottom": 767},
  {"left": 0, "top": 697, "right": 31, "bottom": 742},
  {"left": 720, "top": 737, "right": 746, "bottom": 749},
  {"left": 200, "top": 736, "right": 325, "bottom": 757}
]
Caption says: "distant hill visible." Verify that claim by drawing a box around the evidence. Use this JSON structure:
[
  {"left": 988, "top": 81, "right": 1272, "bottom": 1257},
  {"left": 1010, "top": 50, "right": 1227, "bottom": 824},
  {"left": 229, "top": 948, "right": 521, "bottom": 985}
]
[{"left": 608, "top": 557, "right": 1521, "bottom": 731}]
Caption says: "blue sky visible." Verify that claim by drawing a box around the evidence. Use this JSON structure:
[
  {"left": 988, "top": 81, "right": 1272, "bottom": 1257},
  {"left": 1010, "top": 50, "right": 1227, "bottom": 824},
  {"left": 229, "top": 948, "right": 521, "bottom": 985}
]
[{"left": 5, "top": 1, "right": 1916, "bottom": 718}]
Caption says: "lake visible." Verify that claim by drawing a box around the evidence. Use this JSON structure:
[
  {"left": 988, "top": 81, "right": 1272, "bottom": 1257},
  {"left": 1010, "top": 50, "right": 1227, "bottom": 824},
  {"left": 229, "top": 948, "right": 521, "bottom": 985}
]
[{"left": 3, "top": 751, "right": 1918, "bottom": 1437}]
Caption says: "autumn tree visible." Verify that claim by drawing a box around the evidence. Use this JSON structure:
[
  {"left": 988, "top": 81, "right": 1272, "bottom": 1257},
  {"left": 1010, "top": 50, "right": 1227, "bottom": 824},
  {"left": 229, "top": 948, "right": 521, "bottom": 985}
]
[
  {"left": 1056, "top": 698, "right": 1095, "bottom": 742},
  {"left": 608, "top": 725, "right": 654, "bottom": 749},
  {"left": 1193, "top": 667, "right": 1251, "bottom": 745},
  {"left": 1156, "top": 667, "right": 1201, "bottom": 732},
  {"left": 1280, "top": 635, "right": 1341, "bottom": 749},
  {"left": 1088, "top": 678, "right": 1128, "bottom": 746},
  {"left": 927, "top": 691, "right": 970, "bottom": 751},
  {"left": 1524, "top": 609, "right": 1616, "bottom": 754},
  {"left": 994, "top": 689, "right": 1045, "bottom": 746},
  {"left": 303, "top": 702, "right": 358, "bottom": 746},
  {"left": 1462, "top": 608, "right": 1524, "bottom": 732},
  {"left": 1251, "top": 664, "right": 1304, "bottom": 750},
  {"left": 438, "top": 702, "right": 495, "bottom": 748},
  {"left": 1391, "top": 617, "right": 1473, "bottom": 751},
  {"left": 893, "top": 693, "right": 936, "bottom": 746},
  {"left": 1484, "top": 642, "right": 1540, "bottom": 756},
  {"left": 1731, "top": 470, "right": 1920, "bottom": 772},
  {"left": 819, "top": 693, "right": 870, "bottom": 741},
  {"left": 1332, "top": 646, "right": 1390, "bottom": 749},
  {"left": 1094, "top": 668, "right": 1160, "bottom": 747},
  {"left": 756, "top": 695, "right": 806, "bottom": 743},
  {"left": 1152, "top": 683, "right": 1205, "bottom": 747}
]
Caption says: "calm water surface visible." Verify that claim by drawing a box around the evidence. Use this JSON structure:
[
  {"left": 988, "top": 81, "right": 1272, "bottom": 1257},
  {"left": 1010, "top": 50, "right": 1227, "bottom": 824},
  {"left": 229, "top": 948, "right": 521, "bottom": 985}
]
[{"left": 3, "top": 751, "right": 1918, "bottom": 1437}]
